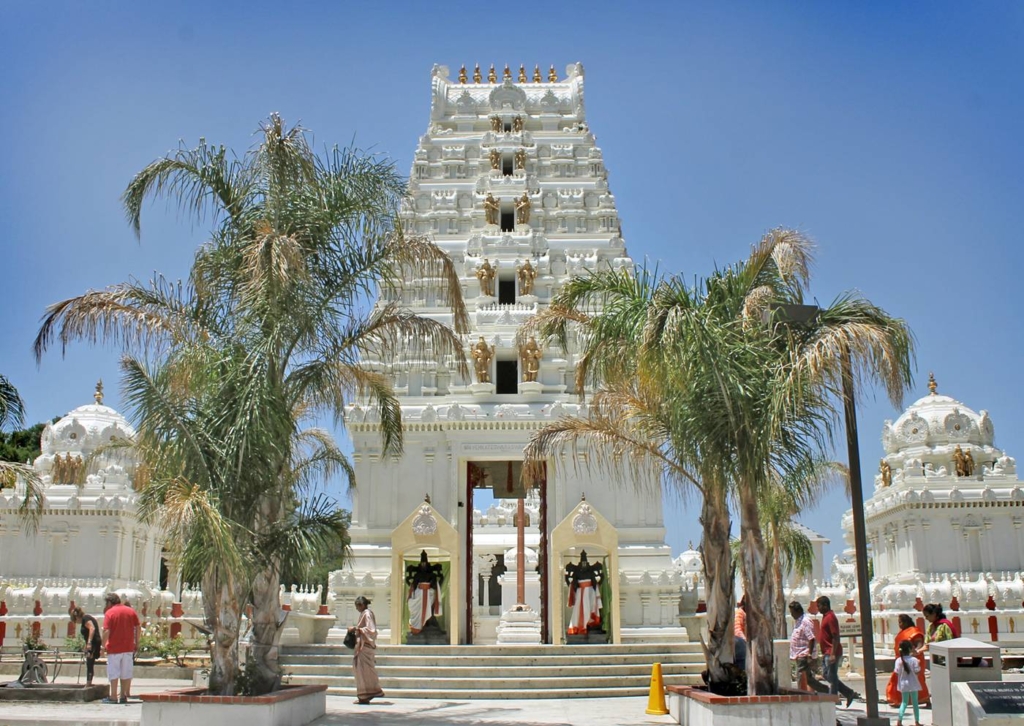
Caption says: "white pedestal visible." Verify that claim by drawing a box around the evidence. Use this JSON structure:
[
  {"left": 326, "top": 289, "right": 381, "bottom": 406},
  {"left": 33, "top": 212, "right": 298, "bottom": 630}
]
[
  {"left": 499, "top": 571, "right": 541, "bottom": 614},
  {"left": 469, "top": 382, "right": 495, "bottom": 396},
  {"left": 476, "top": 295, "right": 496, "bottom": 305},
  {"left": 518, "top": 381, "right": 543, "bottom": 397},
  {"left": 495, "top": 605, "right": 542, "bottom": 645},
  {"left": 517, "top": 294, "right": 537, "bottom": 305}
]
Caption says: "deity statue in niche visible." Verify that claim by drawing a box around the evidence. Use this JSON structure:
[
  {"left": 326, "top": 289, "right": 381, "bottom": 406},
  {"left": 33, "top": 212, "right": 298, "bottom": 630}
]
[
  {"left": 879, "top": 459, "right": 892, "bottom": 488},
  {"left": 483, "top": 193, "right": 500, "bottom": 226},
  {"left": 476, "top": 259, "right": 496, "bottom": 296},
  {"left": 514, "top": 148, "right": 526, "bottom": 171},
  {"left": 565, "top": 550, "right": 605, "bottom": 636},
  {"left": 512, "top": 115, "right": 524, "bottom": 133},
  {"left": 471, "top": 337, "right": 494, "bottom": 383},
  {"left": 489, "top": 115, "right": 501, "bottom": 132},
  {"left": 406, "top": 550, "right": 445, "bottom": 636},
  {"left": 516, "top": 259, "right": 536, "bottom": 295},
  {"left": 520, "top": 337, "right": 542, "bottom": 383},
  {"left": 515, "top": 192, "right": 531, "bottom": 225},
  {"left": 489, "top": 149, "right": 500, "bottom": 170},
  {"left": 964, "top": 449, "right": 975, "bottom": 476},
  {"left": 954, "top": 445, "right": 968, "bottom": 477}
]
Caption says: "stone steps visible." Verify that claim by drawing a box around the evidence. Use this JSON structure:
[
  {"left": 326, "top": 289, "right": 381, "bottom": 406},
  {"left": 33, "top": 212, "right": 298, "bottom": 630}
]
[{"left": 280, "top": 642, "right": 705, "bottom": 699}]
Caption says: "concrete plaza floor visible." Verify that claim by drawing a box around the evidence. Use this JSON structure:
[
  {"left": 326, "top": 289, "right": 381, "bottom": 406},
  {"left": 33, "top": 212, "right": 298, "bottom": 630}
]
[{"left": 0, "top": 673, "right": 945, "bottom": 726}]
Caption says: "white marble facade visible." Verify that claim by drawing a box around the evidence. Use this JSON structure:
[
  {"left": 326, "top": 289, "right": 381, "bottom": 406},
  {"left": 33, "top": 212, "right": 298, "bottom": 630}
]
[{"left": 333, "top": 63, "right": 684, "bottom": 643}]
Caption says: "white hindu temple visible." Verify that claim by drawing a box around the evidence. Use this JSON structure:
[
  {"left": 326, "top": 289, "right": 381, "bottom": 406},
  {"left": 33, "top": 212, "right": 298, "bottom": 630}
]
[{"left": 332, "top": 63, "right": 686, "bottom": 645}]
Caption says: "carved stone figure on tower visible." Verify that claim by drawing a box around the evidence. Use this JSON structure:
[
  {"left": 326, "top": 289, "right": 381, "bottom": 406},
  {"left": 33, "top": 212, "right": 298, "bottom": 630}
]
[
  {"left": 490, "top": 115, "right": 501, "bottom": 132},
  {"left": 476, "top": 259, "right": 496, "bottom": 296},
  {"left": 565, "top": 550, "right": 604, "bottom": 636},
  {"left": 880, "top": 459, "right": 892, "bottom": 488},
  {"left": 520, "top": 337, "right": 542, "bottom": 382},
  {"left": 953, "top": 445, "right": 968, "bottom": 477},
  {"left": 483, "top": 193, "right": 500, "bottom": 227},
  {"left": 515, "top": 192, "right": 531, "bottom": 225},
  {"left": 514, "top": 148, "right": 526, "bottom": 171},
  {"left": 406, "top": 550, "right": 445, "bottom": 637},
  {"left": 964, "top": 449, "right": 976, "bottom": 476},
  {"left": 517, "top": 259, "right": 536, "bottom": 295},
  {"left": 512, "top": 115, "right": 524, "bottom": 133},
  {"left": 471, "top": 337, "right": 494, "bottom": 383},
  {"left": 489, "top": 149, "right": 501, "bottom": 170}
]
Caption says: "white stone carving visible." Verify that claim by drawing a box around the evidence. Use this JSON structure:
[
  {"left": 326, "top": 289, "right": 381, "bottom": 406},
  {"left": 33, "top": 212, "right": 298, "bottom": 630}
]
[
  {"left": 412, "top": 504, "right": 438, "bottom": 535},
  {"left": 572, "top": 503, "right": 598, "bottom": 535}
]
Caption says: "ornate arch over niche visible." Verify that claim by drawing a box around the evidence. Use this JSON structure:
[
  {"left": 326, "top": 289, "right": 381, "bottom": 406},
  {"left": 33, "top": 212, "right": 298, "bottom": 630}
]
[
  {"left": 390, "top": 501, "right": 461, "bottom": 645},
  {"left": 488, "top": 79, "right": 527, "bottom": 113},
  {"left": 550, "top": 498, "right": 621, "bottom": 645}
]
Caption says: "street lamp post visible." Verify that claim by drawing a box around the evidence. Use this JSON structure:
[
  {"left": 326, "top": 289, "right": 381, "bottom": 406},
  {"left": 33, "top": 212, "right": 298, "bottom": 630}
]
[{"left": 769, "top": 304, "right": 885, "bottom": 725}]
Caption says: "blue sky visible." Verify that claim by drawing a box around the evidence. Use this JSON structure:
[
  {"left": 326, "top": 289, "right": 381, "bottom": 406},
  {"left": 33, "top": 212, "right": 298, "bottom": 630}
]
[{"left": 3, "top": 2, "right": 1023, "bottom": 571}]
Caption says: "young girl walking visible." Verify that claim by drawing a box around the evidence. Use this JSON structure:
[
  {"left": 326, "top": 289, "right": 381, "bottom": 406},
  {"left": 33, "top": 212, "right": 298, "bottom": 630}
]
[{"left": 894, "top": 639, "right": 922, "bottom": 726}]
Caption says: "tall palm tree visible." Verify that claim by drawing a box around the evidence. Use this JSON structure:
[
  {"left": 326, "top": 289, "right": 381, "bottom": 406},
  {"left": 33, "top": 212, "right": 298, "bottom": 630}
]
[
  {"left": 0, "top": 374, "right": 43, "bottom": 521},
  {"left": 524, "top": 229, "right": 913, "bottom": 695},
  {"left": 34, "top": 116, "right": 468, "bottom": 695}
]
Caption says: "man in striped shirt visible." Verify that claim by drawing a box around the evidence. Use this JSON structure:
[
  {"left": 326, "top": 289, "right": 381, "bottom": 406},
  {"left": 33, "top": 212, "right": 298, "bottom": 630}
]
[{"left": 789, "top": 601, "right": 829, "bottom": 694}]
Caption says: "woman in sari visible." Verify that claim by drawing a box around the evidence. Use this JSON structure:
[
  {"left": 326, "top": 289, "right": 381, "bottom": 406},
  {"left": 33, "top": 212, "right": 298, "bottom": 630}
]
[
  {"left": 352, "top": 596, "right": 385, "bottom": 704},
  {"left": 886, "top": 614, "right": 929, "bottom": 707}
]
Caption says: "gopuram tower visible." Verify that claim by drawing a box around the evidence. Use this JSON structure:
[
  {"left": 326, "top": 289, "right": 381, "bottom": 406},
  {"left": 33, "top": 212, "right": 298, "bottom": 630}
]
[{"left": 333, "top": 63, "right": 686, "bottom": 646}]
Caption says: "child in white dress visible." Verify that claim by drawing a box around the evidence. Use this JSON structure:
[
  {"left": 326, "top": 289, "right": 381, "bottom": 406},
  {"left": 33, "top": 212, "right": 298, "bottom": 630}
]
[{"left": 894, "top": 639, "right": 922, "bottom": 726}]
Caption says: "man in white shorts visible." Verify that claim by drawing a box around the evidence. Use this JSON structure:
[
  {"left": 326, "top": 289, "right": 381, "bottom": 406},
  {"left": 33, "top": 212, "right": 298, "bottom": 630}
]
[{"left": 101, "top": 593, "right": 140, "bottom": 704}]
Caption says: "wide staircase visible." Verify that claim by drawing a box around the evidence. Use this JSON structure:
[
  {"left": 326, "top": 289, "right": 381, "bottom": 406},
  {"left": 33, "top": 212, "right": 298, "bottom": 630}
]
[{"left": 280, "top": 642, "right": 705, "bottom": 699}]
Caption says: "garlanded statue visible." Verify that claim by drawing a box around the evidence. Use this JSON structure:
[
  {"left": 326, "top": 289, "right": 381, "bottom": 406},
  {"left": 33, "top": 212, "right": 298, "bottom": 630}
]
[
  {"left": 458, "top": 65, "right": 467, "bottom": 84},
  {"left": 520, "top": 337, "right": 543, "bottom": 382},
  {"left": 964, "top": 449, "right": 976, "bottom": 477},
  {"left": 515, "top": 192, "right": 531, "bottom": 225},
  {"left": 483, "top": 193, "right": 500, "bottom": 226},
  {"left": 476, "top": 259, "right": 496, "bottom": 296},
  {"left": 565, "top": 550, "right": 604, "bottom": 635},
  {"left": 879, "top": 459, "right": 892, "bottom": 488},
  {"left": 953, "top": 445, "right": 968, "bottom": 477},
  {"left": 471, "top": 337, "right": 494, "bottom": 383},
  {"left": 518, "top": 64, "right": 527, "bottom": 82},
  {"left": 488, "top": 65, "right": 497, "bottom": 83},
  {"left": 489, "top": 149, "right": 501, "bottom": 171},
  {"left": 514, "top": 148, "right": 526, "bottom": 171},
  {"left": 512, "top": 115, "right": 524, "bottom": 133},
  {"left": 473, "top": 64, "right": 482, "bottom": 83},
  {"left": 406, "top": 550, "right": 444, "bottom": 635},
  {"left": 516, "top": 259, "right": 537, "bottom": 295}
]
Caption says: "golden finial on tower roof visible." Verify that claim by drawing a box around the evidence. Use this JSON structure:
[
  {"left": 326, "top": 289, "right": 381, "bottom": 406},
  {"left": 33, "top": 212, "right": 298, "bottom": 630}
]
[
  {"left": 94, "top": 379, "right": 104, "bottom": 405},
  {"left": 473, "top": 64, "right": 482, "bottom": 83},
  {"left": 518, "top": 64, "right": 527, "bottom": 82},
  {"left": 503, "top": 64, "right": 512, "bottom": 80},
  {"left": 488, "top": 64, "right": 497, "bottom": 83},
  {"left": 549, "top": 65, "right": 558, "bottom": 82},
  {"left": 928, "top": 372, "right": 937, "bottom": 395},
  {"left": 425, "top": 493, "right": 431, "bottom": 504},
  {"left": 458, "top": 65, "right": 467, "bottom": 84},
  {"left": 533, "top": 65, "right": 542, "bottom": 83}
]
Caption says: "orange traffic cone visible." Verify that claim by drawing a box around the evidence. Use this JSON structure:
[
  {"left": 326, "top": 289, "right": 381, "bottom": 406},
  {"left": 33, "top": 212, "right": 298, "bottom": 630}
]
[{"left": 645, "top": 662, "right": 669, "bottom": 715}]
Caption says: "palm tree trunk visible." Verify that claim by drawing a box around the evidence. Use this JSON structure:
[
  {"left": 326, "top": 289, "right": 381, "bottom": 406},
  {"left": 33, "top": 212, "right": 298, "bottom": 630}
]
[
  {"left": 771, "top": 522, "right": 787, "bottom": 636},
  {"left": 738, "top": 483, "right": 776, "bottom": 696},
  {"left": 699, "top": 483, "right": 736, "bottom": 689},
  {"left": 250, "top": 562, "right": 283, "bottom": 694},
  {"left": 204, "top": 567, "right": 242, "bottom": 695}
]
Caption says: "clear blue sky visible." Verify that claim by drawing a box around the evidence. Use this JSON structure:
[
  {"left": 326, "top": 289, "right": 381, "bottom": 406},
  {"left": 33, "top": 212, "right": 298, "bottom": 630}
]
[{"left": 3, "top": 2, "right": 1023, "bottom": 571}]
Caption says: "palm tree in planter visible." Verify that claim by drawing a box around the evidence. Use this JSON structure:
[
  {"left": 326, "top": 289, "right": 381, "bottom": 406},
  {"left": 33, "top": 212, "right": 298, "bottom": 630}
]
[
  {"left": 524, "top": 229, "right": 913, "bottom": 695},
  {"left": 34, "top": 116, "right": 468, "bottom": 695}
]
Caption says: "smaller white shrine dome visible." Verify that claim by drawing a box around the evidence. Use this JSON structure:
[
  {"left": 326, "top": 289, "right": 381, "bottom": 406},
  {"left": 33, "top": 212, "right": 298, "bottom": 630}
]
[
  {"left": 40, "top": 381, "right": 136, "bottom": 459},
  {"left": 883, "top": 373, "right": 993, "bottom": 455},
  {"left": 673, "top": 542, "right": 703, "bottom": 574}
]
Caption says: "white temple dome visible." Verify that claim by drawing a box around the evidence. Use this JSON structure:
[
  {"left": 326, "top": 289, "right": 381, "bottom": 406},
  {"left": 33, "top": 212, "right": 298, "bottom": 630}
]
[{"left": 882, "top": 375, "right": 994, "bottom": 456}]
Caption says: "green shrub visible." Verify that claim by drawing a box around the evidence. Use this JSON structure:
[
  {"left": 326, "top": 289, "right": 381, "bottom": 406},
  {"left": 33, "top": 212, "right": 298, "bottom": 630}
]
[
  {"left": 63, "top": 635, "right": 86, "bottom": 653},
  {"left": 23, "top": 632, "right": 46, "bottom": 652}
]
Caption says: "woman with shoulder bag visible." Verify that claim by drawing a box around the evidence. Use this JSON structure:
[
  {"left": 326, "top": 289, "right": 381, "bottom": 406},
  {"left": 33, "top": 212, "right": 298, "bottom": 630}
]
[{"left": 351, "top": 596, "right": 384, "bottom": 704}]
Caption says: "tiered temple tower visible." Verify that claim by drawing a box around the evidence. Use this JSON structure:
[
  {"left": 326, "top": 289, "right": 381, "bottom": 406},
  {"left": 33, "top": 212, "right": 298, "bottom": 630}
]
[{"left": 333, "top": 63, "right": 686, "bottom": 644}]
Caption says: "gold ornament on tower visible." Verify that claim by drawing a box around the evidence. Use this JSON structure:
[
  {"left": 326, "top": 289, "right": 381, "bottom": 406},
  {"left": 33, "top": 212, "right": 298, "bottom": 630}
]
[
  {"left": 476, "top": 258, "right": 496, "bottom": 296},
  {"left": 549, "top": 65, "right": 558, "bottom": 82},
  {"left": 471, "top": 337, "right": 494, "bottom": 383},
  {"left": 488, "top": 65, "right": 497, "bottom": 83},
  {"left": 473, "top": 64, "right": 482, "bottom": 83},
  {"left": 94, "top": 379, "right": 104, "bottom": 405},
  {"left": 518, "top": 65, "right": 527, "bottom": 82},
  {"left": 928, "top": 371, "right": 937, "bottom": 395},
  {"left": 458, "top": 66, "right": 467, "bottom": 84},
  {"left": 490, "top": 115, "right": 502, "bottom": 133},
  {"left": 514, "top": 147, "right": 526, "bottom": 171},
  {"left": 503, "top": 64, "right": 512, "bottom": 80},
  {"left": 483, "top": 193, "right": 500, "bottom": 227},
  {"left": 533, "top": 65, "right": 542, "bottom": 83},
  {"left": 489, "top": 148, "right": 501, "bottom": 170},
  {"left": 512, "top": 115, "right": 524, "bottom": 133},
  {"left": 516, "top": 259, "right": 537, "bottom": 295},
  {"left": 515, "top": 191, "right": 531, "bottom": 225},
  {"left": 520, "top": 337, "right": 543, "bottom": 382},
  {"left": 879, "top": 459, "right": 892, "bottom": 488}
]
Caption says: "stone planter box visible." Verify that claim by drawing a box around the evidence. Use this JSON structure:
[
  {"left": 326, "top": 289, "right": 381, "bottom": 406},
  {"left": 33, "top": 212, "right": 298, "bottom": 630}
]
[
  {"left": 667, "top": 685, "right": 838, "bottom": 726},
  {"left": 140, "top": 684, "right": 327, "bottom": 726}
]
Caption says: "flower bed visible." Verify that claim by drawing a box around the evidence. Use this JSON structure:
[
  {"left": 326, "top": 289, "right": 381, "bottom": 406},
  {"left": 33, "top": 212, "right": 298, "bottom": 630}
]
[{"left": 667, "top": 685, "right": 838, "bottom": 726}]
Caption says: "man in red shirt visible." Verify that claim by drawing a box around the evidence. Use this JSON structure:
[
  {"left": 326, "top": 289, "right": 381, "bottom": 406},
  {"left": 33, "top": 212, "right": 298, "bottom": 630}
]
[
  {"left": 101, "top": 593, "right": 140, "bottom": 704},
  {"left": 815, "top": 595, "right": 860, "bottom": 707}
]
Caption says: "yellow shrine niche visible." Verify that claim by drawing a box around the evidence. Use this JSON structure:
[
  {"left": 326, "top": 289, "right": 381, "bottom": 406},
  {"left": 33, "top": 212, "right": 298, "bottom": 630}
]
[
  {"left": 389, "top": 500, "right": 460, "bottom": 645},
  {"left": 550, "top": 497, "right": 621, "bottom": 645}
]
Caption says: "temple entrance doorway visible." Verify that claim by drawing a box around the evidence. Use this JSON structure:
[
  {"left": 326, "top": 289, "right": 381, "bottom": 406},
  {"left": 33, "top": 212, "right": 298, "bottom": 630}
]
[{"left": 464, "top": 460, "right": 548, "bottom": 644}]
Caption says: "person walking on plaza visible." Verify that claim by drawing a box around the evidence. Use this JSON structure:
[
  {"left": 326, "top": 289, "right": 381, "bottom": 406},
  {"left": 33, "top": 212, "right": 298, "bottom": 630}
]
[
  {"left": 887, "top": 614, "right": 929, "bottom": 708},
  {"left": 352, "top": 596, "right": 384, "bottom": 704},
  {"left": 100, "top": 593, "right": 140, "bottom": 704},
  {"left": 69, "top": 605, "right": 102, "bottom": 686},
  {"left": 733, "top": 595, "right": 747, "bottom": 670},
  {"left": 894, "top": 639, "right": 923, "bottom": 726},
  {"left": 814, "top": 596, "right": 860, "bottom": 707},
  {"left": 789, "top": 601, "right": 829, "bottom": 694},
  {"left": 918, "top": 603, "right": 957, "bottom": 654}
]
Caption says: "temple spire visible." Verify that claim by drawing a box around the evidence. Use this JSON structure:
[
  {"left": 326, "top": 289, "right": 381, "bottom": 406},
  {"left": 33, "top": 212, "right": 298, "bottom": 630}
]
[
  {"left": 928, "top": 372, "right": 937, "bottom": 396},
  {"left": 94, "top": 379, "right": 104, "bottom": 405}
]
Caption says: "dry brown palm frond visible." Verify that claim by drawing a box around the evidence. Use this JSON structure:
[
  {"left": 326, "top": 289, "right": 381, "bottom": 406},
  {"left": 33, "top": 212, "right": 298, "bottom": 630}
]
[
  {"left": 741, "top": 285, "right": 775, "bottom": 324},
  {"left": 743, "top": 228, "right": 814, "bottom": 300},
  {"left": 386, "top": 234, "right": 470, "bottom": 334},
  {"left": 158, "top": 475, "right": 243, "bottom": 572},
  {"left": 4, "top": 462, "right": 43, "bottom": 532},
  {"left": 237, "top": 224, "right": 308, "bottom": 305},
  {"left": 515, "top": 304, "right": 592, "bottom": 352}
]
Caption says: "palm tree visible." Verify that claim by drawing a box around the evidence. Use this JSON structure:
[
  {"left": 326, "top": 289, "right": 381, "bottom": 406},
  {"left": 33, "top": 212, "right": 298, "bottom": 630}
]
[
  {"left": 524, "top": 229, "right": 913, "bottom": 695},
  {"left": 0, "top": 374, "right": 43, "bottom": 521},
  {"left": 34, "top": 116, "right": 468, "bottom": 695}
]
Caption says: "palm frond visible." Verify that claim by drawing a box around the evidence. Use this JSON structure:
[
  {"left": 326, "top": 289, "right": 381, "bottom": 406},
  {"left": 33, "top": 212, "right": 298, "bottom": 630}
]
[{"left": 0, "top": 374, "right": 26, "bottom": 431}]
